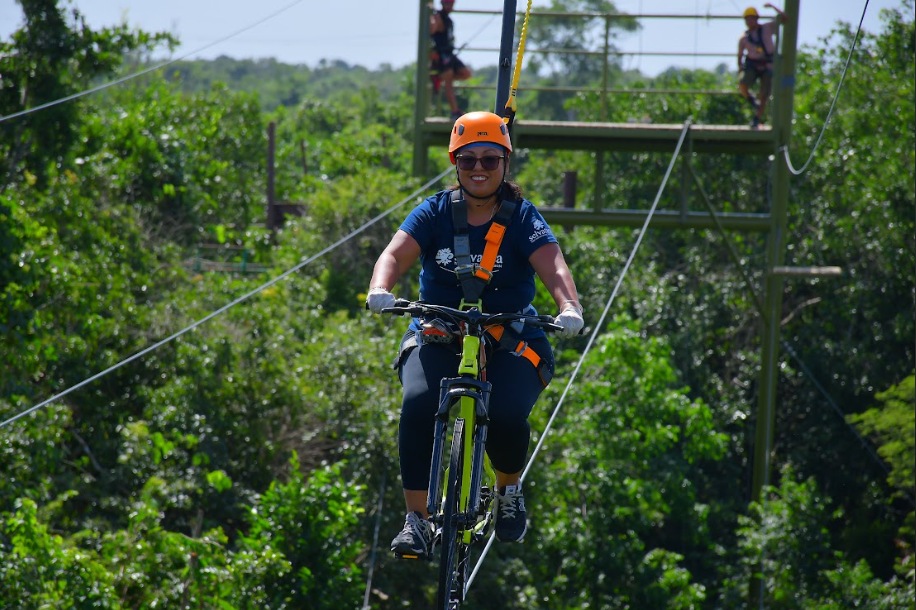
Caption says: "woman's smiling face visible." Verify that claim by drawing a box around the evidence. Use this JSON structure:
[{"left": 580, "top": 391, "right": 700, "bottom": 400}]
[{"left": 455, "top": 144, "right": 507, "bottom": 198}]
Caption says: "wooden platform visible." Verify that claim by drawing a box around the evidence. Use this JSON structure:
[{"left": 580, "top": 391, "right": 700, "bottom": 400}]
[{"left": 419, "top": 117, "right": 775, "bottom": 155}]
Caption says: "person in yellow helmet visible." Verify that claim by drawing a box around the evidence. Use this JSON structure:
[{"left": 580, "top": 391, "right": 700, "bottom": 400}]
[
  {"left": 738, "top": 3, "right": 787, "bottom": 129},
  {"left": 366, "top": 111, "right": 584, "bottom": 555},
  {"left": 429, "top": 0, "right": 472, "bottom": 120}
]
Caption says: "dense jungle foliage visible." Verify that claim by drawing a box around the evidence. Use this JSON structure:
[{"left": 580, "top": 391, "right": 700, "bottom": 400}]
[{"left": 0, "top": 0, "right": 913, "bottom": 607}]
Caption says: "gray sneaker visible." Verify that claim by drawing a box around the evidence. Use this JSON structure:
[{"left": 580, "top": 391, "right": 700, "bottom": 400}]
[
  {"left": 391, "top": 511, "right": 434, "bottom": 557},
  {"left": 495, "top": 484, "right": 527, "bottom": 542}
]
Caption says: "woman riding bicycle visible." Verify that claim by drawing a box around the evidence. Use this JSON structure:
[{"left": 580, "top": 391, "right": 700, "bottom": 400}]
[{"left": 366, "top": 111, "right": 584, "bottom": 556}]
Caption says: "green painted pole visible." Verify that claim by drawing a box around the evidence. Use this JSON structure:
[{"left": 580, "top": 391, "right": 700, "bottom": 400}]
[
  {"left": 750, "top": 0, "right": 799, "bottom": 606},
  {"left": 752, "top": 0, "right": 799, "bottom": 502},
  {"left": 413, "top": 1, "right": 432, "bottom": 177}
]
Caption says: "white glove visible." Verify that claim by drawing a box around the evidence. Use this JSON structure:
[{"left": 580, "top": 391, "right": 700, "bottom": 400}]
[
  {"left": 366, "top": 287, "right": 396, "bottom": 313},
  {"left": 555, "top": 305, "right": 584, "bottom": 337}
]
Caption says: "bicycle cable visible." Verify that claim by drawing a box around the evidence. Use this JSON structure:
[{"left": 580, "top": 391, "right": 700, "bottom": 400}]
[
  {"left": 0, "top": 168, "right": 451, "bottom": 430},
  {"left": 466, "top": 120, "right": 694, "bottom": 594},
  {"left": 780, "top": 0, "right": 870, "bottom": 176},
  {"left": 0, "top": 0, "right": 306, "bottom": 124}
]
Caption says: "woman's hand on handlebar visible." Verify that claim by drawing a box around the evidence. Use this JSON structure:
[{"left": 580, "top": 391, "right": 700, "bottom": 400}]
[
  {"left": 376, "top": 299, "right": 575, "bottom": 336},
  {"left": 554, "top": 306, "right": 585, "bottom": 336},
  {"left": 366, "top": 287, "right": 396, "bottom": 313}
]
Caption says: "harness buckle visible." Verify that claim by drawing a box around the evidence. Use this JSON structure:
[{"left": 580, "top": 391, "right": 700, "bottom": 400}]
[
  {"left": 454, "top": 263, "right": 477, "bottom": 276},
  {"left": 473, "top": 267, "right": 493, "bottom": 282}
]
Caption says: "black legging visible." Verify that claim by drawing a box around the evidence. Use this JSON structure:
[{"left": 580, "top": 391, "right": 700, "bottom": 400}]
[{"left": 396, "top": 333, "right": 554, "bottom": 490}]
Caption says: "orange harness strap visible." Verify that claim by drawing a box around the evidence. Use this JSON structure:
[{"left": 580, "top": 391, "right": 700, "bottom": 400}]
[
  {"left": 475, "top": 222, "right": 508, "bottom": 282},
  {"left": 450, "top": 189, "right": 517, "bottom": 304},
  {"left": 485, "top": 325, "right": 541, "bottom": 368}
]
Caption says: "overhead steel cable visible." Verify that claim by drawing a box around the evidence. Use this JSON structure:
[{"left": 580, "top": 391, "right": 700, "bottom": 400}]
[
  {"left": 687, "top": 163, "right": 903, "bottom": 493},
  {"left": 466, "top": 119, "right": 694, "bottom": 595},
  {"left": 0, "top": 0, "right": 306, "bottom": 124},
  {"left": 0, "top": 168, "right": 451, "bottom": 429},
  {"left": 780, "top": 340, "right": 916, "bottom": 508},
  {"left": 780, "top": 0, "right": 870, "bottom": 175},
  {"left": 361, "top": 471, "right": 388, "bottom": 610}
]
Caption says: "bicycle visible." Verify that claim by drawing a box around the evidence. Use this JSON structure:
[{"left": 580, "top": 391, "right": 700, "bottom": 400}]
[{"left": 382, "top": 299, "right": 562, "bottom": 610}]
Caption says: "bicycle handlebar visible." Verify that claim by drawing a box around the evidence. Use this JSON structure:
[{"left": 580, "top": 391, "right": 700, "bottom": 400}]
[{"left": 381, "top": 299, "right": 565, "bottom": 334}]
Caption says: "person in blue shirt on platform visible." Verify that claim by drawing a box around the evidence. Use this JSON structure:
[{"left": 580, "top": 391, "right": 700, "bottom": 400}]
[{"left": 366, "top": 111, "right": 584, "bottom": 557}]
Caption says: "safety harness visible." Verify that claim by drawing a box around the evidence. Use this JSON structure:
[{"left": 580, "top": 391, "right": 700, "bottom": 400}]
[
  {"left": 745, "top": 26, "right": 774, "bottom": 71},
  {"left": 450, "top": 188, "right": 516, "bottom": 308},
  {"left": 449, "top": 188, "right": 552, "bottom": 386},
  {"left": 396, "top": 190, "right": 552, "bottom": 385}
]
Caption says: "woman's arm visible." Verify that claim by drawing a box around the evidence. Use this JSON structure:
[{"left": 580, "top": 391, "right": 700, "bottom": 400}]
[
  {"left": 529, "top": 242, "right": 582, "bottom": 314},
  {"left": 368, "top": 229, "right": 422, "bottom": 292}
]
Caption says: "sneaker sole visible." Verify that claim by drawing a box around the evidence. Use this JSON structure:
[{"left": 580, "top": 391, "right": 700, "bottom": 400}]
[
  {"left": 495, "top": 524, "right": 527, "bottom": 543},
  {"left": 391, "top": 530, "right": 439, "bottom": 560}
]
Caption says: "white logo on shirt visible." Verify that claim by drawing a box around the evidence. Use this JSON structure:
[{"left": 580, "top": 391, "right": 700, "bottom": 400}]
[
  {"left": 434, "top": 248, "right": 503, "bottom": 272},
  {"left": 529, "top": 217, "right": 549, "bottom": 242},
  {"left": 435, "top": 248, "right": 454, "bottom": 267}
]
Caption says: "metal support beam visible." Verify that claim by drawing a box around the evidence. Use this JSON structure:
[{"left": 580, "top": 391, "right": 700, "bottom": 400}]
[
  {"left": 418, "top": 117, "right": 775, "bottom": 156},
  {"left": 752, "top": 0, "right": 799, "bottom": 502},
  {"left": 750, "top": 0, "right": 799, "bottom": 606},
  {"left": 770, "top": 266, "right": 842, "bottom": 277},
  {"left": 539, "top": 207, "right": 772, "bottom": 231}
]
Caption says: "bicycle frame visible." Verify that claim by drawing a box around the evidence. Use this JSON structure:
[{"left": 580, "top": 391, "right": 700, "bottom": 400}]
[
  {"left": 426, "top": 320, "right": 496, "bottom": 609},
  {"left": 426, "top": 329, "right": 495, "bottom": 543},
  {"left": 381, "top": 300, "right": 561, "bottom": 609}
]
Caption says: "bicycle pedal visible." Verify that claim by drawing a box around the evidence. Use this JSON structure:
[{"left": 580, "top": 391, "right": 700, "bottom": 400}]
[{"left": 393, "top": 550, "right": 433, "bottom": 561}]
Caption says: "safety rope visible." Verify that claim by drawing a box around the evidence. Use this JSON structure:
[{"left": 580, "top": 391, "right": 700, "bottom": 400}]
[
  {"left": 465, "top": 119, "right": 694, "bottom": 595},
  {"left": 780, "top": 0, "right": 870, "bottom": 175},
  {"left": 502, "top": 0, "right": 534, "bottom": 128},
  {"left": 0, "top": 0, "right": 306, "bottom": 124},
  {"left": 0, "top": 168, "right": 452, "bottom": 429}
]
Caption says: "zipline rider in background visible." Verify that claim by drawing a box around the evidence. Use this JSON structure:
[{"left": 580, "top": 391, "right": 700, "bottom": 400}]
[
  {"left": 366, "top": 111, "right": 585, "bottom": 558},
  {"left": 429, "top": 0, "right": 472, "bottom": 120},
  {"left": 738, "top": 3, "right": 787, "bottom": 129}
]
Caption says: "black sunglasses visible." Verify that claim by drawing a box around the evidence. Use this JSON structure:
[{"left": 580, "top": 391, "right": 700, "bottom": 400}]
[{"left": 455, "top": 155, "right": 505, "bottom": 171}]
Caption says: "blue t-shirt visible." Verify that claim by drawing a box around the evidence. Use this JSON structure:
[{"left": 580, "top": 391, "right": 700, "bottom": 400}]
[{"left": 399, "top": 189, "right": 558, "bottom": 337}]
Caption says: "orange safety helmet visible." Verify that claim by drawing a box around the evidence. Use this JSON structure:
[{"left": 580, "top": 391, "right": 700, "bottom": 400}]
[
  {"left": 448, "top": 111, "right": 512, "bottom": 164},
  {"left": 743, "top": 6, "right": 759, "bottom": 18}
]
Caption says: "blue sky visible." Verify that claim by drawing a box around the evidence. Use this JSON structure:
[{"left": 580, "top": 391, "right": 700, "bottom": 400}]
[{"left": 0, "top": 0, "right": 904, "bottom": 76}]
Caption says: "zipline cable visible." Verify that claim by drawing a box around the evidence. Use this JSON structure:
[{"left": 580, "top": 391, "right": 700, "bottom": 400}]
[
  {"left": 0, "top": 0, "right": 306, "bottom": 124},
  {"left": 361, "top": 471, "right": 388, "bottom": 610},
  {"left": 458, "top": 13, "right": 501, "bottom": 53},
  {"left": 688, "top": 164, "right": 903, "bottom": 491},
  {"left": 0, "top": 168, "right": 452, "bottom": 430},
  {"left": 780, "top": 340, "right": 916, "bottom": 508},
  {"left": 780, "top": 0, "right": 869, "bottom": 175},
  {"left": 466, "top": 119, "right": 694, "bottom": 595}
]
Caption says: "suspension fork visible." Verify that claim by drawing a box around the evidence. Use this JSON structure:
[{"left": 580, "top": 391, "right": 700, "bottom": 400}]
[
  {"left": 426, "top": 377, "right": 492, "bottom": 520},
  {"left": 426, "top": 335, "right": 492, "bottom": 524}
]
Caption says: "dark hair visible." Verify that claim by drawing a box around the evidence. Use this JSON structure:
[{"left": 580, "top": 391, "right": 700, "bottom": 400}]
[{"left": 447, "top": 181, "right": 523, "bottom": 201}]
